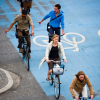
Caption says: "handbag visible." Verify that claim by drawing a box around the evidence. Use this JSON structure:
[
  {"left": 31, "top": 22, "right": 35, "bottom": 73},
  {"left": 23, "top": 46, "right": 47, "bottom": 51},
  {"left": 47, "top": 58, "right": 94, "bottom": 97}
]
[
  {"left": 52, "top": 64, "right": 65, "bottom": 75},
  {"left": 47, "top": 14, "right": 62, "bottom": 32}
]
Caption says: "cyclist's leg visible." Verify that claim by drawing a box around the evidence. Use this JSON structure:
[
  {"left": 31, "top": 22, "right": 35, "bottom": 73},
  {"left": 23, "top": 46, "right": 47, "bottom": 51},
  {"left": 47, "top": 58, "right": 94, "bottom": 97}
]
[
  {"left": 17, "top": 29, "right": 23, "bottom": 49},
  {"left": 48, "top": 26, "right": 54, "bottom": 42},
  {"left": 55, "top": 27, "right": 60, "bottom": 42},
  {"left": 73, "top": 89, "right": 79, "bottom": 100},
  {"left": 47, "top": 58, "right": 54, "bottom": 80},
  {"left": 28, "top": 1, "right": 32, "bottom": 14},
  {"left": 25, "top": 31, "right": 31, "bottom": 53},
  {"left": 82, "top": 85, "right": 88, "bottom": 98}
]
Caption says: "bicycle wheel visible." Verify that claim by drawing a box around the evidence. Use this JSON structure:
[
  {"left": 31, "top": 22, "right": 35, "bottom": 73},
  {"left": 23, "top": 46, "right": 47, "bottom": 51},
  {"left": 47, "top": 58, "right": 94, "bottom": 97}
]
[
  {"left": 26, "top": 47, "right": 30, "bottom": 71},
  {"left": 49, "top": 74, "right": 53, "bottom": 85},
  {"left": 54, "top": 76, "right": 60, "bottom": 99},
  {"left": 22, "top": 44, "right": 26, "bottom": 59}
]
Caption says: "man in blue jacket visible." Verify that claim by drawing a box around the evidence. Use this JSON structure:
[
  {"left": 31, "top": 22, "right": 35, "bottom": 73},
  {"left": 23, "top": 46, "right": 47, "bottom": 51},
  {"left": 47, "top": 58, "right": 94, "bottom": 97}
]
[{"left": 38, "top": 4, "right": 65, "bottom": 42}]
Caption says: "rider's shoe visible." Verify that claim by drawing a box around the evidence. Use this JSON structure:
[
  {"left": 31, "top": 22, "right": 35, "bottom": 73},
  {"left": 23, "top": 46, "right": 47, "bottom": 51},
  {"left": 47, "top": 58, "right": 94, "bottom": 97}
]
[{"left": 19, "top": 48, "right": 23, "bottom": 53}]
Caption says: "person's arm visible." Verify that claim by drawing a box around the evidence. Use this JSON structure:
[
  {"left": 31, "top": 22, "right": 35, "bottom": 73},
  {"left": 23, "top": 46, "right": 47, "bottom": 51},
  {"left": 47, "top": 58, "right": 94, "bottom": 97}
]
[
  {"left": 5, "top": 15, "right": 19, "bottom": 33},
  {"left": 5, "top": 23, "right": 14, "bottom": 33},
  {"left": 86, "top": 76, "right": 94, "bottom": 99},
  {"left": 62, "top": 29, "right": 65, "bottom": 35},
  {"left": 59, "top": 43, "right": 67, "bottom": 62},
  {"left": 31, "top": 25, "right": 34, "bottom": 36},
  {"left": 61, "top": 15, "right": 65, "bottom": 35},
  {"left": 45, "top": 42, "right": 52, "bottom": 63},
  {"left": 28, "top": 15, "right": 34, "bottom": 36},
  {"left": 45, "top": 44, "right": 50, "bottom": 63},
  {"left": 37, "top": 19, "right": 44, "bottom": 24},
  {"left": 37, "top": 12, "right": 50, "bottom": 24},
  {"left": 69, "top": 77, "right": 78, "bottom": 98}
]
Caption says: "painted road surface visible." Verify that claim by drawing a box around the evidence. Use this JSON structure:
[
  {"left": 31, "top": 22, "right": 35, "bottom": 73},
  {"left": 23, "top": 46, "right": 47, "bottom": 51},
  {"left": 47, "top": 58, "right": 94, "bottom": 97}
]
[{"left": 0, "top": 0, "right": 100, "bottom": 99}]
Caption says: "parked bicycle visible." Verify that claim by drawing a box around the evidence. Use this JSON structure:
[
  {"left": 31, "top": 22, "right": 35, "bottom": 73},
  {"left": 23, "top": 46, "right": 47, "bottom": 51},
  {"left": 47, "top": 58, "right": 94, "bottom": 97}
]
[
  {"left": 16, "top": 33, "right": 31, "bottom": 71},
  {"left": 49, "top": 60, "right": 65, "bottom": 99}
]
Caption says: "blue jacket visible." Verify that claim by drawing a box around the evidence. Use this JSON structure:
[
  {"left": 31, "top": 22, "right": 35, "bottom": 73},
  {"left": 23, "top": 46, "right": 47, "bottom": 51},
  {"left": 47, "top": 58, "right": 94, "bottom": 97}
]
[{"left": 43, "top": 10, "right": 64, "bottom": 29}]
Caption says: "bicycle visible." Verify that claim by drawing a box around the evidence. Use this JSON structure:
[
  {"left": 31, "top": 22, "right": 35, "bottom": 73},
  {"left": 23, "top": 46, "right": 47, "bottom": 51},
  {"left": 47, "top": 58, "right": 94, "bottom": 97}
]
[
  {"left": 16, "top": 33, "right": 31, "bottom": 71},
  {"left": 49, "top": 60, "right": 65, "bottom": 99},
  {"left": 23, "top": 0, "right": 32, "bottom": 15}
]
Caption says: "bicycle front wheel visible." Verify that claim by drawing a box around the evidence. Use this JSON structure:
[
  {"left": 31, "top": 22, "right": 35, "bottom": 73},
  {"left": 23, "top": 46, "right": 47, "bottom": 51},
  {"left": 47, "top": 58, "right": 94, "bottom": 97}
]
[
  {"left": 26, "top": 47, "right": 30, "bottom": 71},
  {"left": 54, "top": 76, "right": 60, "bottom": 99},
  {"left": 49, "top": 74, "right": 53, "bottom": 85}
]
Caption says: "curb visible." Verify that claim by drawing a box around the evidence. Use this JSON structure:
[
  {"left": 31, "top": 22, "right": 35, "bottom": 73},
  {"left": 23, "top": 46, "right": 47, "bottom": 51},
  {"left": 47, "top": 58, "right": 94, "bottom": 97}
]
[{"left": 0, "top": 68, "right": 13, "bottom": 94}]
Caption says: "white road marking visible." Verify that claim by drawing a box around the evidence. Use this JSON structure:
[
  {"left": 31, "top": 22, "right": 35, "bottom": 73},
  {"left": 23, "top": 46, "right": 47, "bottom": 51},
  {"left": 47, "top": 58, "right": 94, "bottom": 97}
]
[
  {"left": 98, "top": 30, "right": 100, "bottom": 36},
  {"left": 0, "top": 68, "right": 13, "bottom": 93},
  {"left": 32, "top": 33, "right": 85, "bottom": 51}
]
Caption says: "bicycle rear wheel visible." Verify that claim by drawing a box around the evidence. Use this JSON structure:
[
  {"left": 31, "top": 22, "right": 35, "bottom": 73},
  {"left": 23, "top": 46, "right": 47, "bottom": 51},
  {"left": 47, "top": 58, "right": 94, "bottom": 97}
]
[
  {"left": 26, "top": 47, "right": 30, "bottom": 71},
  {"left": 49, "top": 74, "right": 53, "bottom": 85},
  {"left": 54, "top": 76, "right": 60, "bottom": 99}
]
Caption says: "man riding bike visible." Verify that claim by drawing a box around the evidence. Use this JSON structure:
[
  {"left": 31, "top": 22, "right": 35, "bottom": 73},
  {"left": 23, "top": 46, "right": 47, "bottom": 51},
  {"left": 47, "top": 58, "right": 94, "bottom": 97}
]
[
  {"left": 69, "top": 71, "right": 94, "bottom": 100},
  {"left": 5, "top": 9, "right": 34, "bottom": 57},
  {"left": 38, "top": 4, "right": 65, "bottom": 42}
]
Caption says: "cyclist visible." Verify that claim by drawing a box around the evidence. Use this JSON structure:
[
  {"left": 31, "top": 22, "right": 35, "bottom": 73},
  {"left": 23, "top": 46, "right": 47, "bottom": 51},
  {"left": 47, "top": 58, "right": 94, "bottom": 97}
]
[
  {"left": 39, "top": 34, "right": 67, "bottom": 80},
  {"left": 69, "top": 71, "right": 94, "bottom": 100},
  {"left": 38, "top": 4, "right": 65, "bottom": 42},
  {"left": 22, "top": 0, "right": 32, "bottom": 15},
  {"left": 5, "top": 9, "right": 34, "bottom": 57}
]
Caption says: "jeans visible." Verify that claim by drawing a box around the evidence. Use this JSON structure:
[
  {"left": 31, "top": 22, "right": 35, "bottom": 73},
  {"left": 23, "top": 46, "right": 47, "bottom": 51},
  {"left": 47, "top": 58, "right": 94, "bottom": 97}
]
[{"left": 48, "top": 26, "right": 60, "bottom": 42}]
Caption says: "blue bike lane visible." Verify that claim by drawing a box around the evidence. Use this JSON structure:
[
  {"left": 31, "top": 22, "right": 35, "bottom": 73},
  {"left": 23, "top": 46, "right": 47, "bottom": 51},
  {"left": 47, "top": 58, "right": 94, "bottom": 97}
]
[{"left": 0, "top": 0, "right": 100, "bottom": 99}]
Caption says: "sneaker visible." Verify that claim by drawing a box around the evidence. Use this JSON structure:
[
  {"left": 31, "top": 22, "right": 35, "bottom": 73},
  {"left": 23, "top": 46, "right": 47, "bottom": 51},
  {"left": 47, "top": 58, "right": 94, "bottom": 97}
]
[{"left": 19, "top": 48, "right": 23, "bottom": 53}]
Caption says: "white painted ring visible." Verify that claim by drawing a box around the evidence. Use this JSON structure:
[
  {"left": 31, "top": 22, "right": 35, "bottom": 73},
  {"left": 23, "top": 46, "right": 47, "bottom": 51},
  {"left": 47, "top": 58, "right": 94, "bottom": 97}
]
[
  {"left": 33, "top": 35, "right": 48, "bottom": 47},
  {"left": 63, "top": 32, "right": 85, "bottom": 43},
  {"left": 98, "top": 30, "right": 100, "bottom": 36}
]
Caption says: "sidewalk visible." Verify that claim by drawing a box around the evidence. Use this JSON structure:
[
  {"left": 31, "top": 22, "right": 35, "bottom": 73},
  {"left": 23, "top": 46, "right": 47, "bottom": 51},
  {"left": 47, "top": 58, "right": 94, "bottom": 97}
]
[{"left": 0, "top": 27, "right": 49, "bottom": 100}]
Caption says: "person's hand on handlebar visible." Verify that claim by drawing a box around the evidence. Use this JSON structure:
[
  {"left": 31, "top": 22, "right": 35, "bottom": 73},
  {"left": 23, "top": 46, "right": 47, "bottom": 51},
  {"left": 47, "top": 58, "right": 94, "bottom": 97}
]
[
  {"left": 75, "top": 96, "right": 79, "bottom": 100},
  {"left": 62, "top": 29, "right": 65, "bottom": 35},
  {"left": 64, "top": 59, "right": 67, "bottom": 63},
  {"left": 31, "top": 31, "right": 34, "bottom": 36},
  {"left": 91, "top": 95, "right": 93, "bottom": 99},
  {"left": 46, "top": 59, "right": 50, "bottom": 63}
]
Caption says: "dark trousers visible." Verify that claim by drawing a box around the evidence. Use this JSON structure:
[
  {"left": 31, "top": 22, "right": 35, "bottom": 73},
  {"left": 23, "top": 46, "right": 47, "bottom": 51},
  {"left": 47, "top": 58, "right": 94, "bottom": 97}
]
[
  {"left": 20, "top": 0, "right": 23, "bottom": 8},
  {"left": 48, "top": 26, "right": 60, "bottom": 42},
  {"left": 48, "top": 58, "right": 60, "bottom": 70},
  {"left": 17, "top": 29, "right": 31, "bottom": 53}
]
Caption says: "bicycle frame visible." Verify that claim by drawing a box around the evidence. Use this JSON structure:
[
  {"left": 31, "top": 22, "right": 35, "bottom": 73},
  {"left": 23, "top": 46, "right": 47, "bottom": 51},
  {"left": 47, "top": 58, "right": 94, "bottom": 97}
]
[
  {"left": 49, "top": 60, "right": 64, "bottom": 99},
  {"left": 16, "top": 33, "right": 31, "bottom": 71}
]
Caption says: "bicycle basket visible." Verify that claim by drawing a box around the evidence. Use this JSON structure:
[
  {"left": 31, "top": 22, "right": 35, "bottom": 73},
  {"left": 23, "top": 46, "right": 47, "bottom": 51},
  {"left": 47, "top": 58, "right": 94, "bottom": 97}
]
[{"left": 53, "top": 64, "right": 64, "bottom": 75}]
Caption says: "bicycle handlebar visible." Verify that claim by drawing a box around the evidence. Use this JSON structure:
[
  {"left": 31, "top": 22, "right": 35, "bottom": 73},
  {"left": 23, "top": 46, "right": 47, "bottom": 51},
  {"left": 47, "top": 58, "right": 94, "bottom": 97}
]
[
  {"left": 79, "top": 96, "right": 91, "bottom": 99},
  {"left": 73, "top": 96, "right": 91, "bottom": 99},
  {"left": 48, "top": 34, "right": 63, "bottom": 36},
  {"left": 49, "top": 60, "right": 64, "bottom": 63}
]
